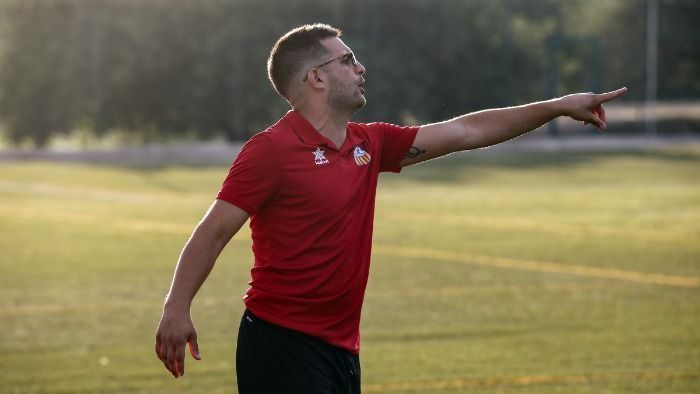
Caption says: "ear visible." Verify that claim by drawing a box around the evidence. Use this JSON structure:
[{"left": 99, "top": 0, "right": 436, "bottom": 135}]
[{"left": 308, "top": 69, "right": 326, "bottom": 89}]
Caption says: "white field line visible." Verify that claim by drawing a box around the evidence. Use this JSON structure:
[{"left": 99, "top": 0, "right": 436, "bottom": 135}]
[
  {"left": 0, "top": 300, "right": 155, "bottom": 316},
  {"left": 0, "top": 205, "right": 194, "bottom": 235},
  {"left": 0, "top": 296, "right": 233, "bottom": 316},
  {"left": 1, "top": 206, "right": 695, "bottom": 287},
  {"left": 379, "top": 210, "right": 699, "bottom": 244},
  {"left": 0, "top": 180, "right": 207, "bottom": 205},
  {"left": 363, "top": 370, "right": 700, "bottom": 392},
  {"left": 369, "top": 282, "right": 590, "bottom": 298},
  {"left": 373, "top": 245, "right": 700, "bottom": 288},
  {"left": 0, "top": 205, "right": 252, "bottom": 238}
]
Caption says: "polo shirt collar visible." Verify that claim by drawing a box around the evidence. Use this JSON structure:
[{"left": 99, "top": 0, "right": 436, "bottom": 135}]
[{"left": 283, "top": 110, "right": 364, "bottom": 153}]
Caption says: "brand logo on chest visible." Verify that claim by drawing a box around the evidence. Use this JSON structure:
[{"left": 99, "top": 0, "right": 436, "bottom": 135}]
[
  {"left": 313, "top": 147, "right": 329, "bottom": 165},
  {"left": 353, "top": 146, "right": 371, "bottom": 166}
]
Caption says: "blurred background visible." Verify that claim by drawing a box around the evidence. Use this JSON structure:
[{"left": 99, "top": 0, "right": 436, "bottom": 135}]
[
  {"left": 0, "top": 0, "right": 698, "bottom": 150},
  {"left": 1, "top": 1, "right": 699, "bottom": 393}
]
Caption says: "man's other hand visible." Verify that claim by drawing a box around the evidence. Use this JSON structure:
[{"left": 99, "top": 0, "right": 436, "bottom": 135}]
[
  {"left": 155, "top": 309, "right": 201, "bottom": 378},
  {"left": 558, "top": 87, "right": 628, "bottom": 130}
]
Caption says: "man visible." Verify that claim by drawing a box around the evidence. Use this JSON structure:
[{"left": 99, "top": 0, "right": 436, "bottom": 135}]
[{"left": 155, "top": 23, "right": 626, "bottom": 393}]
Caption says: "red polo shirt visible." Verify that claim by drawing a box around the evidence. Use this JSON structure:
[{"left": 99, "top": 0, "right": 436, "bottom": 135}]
[{"left": 217, "top": 110, "right": 418, "bottom": 354}]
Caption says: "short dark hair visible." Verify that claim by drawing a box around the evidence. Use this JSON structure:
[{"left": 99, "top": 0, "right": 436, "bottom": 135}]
[{"left": 267, "top": 23, "right": 341, "bottom": 99}]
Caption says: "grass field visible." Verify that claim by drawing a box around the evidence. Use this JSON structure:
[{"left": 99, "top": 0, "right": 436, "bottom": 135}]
[{"left": 1, "top": 146, "right": 699, "bottom": 393}]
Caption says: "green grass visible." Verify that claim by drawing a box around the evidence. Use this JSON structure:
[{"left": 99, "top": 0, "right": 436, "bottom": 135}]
[{"left": 1, "top": 147, "right": 699, "bottom": 393}]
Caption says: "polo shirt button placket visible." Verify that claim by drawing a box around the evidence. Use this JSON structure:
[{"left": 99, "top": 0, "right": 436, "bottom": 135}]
[
  {"left": 341, "top": 146, "right": 354, "bottom": 167},
  {"left": 331, "top": 147, "right": 341, "bottom": 164}
]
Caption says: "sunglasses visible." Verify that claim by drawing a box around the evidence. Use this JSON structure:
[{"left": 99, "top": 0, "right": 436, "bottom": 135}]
[{"left": 302, "top": 52, "right": 358, "bottom": 82}]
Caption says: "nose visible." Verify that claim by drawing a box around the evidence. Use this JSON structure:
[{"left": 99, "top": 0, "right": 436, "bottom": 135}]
[{"left": 356, "top": 61, "right": 366, "bottom": 75}]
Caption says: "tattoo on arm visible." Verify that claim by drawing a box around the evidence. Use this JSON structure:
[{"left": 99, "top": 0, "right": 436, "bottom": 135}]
[{"left": 405, "top": 146, "right": 427, "bottom": 159}]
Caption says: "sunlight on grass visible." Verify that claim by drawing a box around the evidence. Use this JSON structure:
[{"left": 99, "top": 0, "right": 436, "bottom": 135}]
[{"left": 1, "top": 148, "right": 698, "bottom": 393}]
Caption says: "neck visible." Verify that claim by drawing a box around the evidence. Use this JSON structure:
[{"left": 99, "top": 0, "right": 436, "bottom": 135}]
[{"left": 293, "top": 102, "right": 350, "bottom": 149}]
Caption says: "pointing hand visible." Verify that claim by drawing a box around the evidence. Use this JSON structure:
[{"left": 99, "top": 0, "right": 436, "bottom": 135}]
[{"left": 558, "top": 87, "right": 628, "bottom": 130}]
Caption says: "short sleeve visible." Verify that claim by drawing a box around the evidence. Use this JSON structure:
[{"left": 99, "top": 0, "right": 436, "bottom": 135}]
[
  {"left": 368, "top": 122, "right": 419, "bottom": 173},
  {"left": 217, "top": 133, "right": 281, "bottom": 215}
]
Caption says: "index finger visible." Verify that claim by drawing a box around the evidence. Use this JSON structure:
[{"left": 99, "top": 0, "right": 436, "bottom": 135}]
[{"left": 598, "top": 87, "right": 628, "bottom": 102}]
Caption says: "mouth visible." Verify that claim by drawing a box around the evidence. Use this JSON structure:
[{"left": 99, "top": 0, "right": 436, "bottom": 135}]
[{"left": 358, "top": 80, "right": 365, "bottom": 94}]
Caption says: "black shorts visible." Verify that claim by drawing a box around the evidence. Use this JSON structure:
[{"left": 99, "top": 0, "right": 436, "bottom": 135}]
[{"left": 236, "top": 309, "right": 361, "bottom": 394}]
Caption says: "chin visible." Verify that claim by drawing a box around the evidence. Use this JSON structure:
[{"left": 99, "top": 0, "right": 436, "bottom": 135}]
[
  {"left": 352, "top": 100, "right": 366, "bottom": 113},
  {"left": 330, "top": 92, "right": 366, "bottom": 113}
]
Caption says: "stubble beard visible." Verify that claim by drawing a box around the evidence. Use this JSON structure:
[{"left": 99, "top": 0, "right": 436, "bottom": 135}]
[{"left": 328, "top": 77, "right": 366, "bottom": 116}]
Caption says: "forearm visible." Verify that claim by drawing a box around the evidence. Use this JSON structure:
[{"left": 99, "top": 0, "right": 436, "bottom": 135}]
[
  {"left": 164, "top": 223, "right": 228, "bottom": 312},
  {"left": 458, "top": 98, "right": 563, "bottom": 149},
  {"left": 402, "top": 89, "right": 625, "bottom": 167}
]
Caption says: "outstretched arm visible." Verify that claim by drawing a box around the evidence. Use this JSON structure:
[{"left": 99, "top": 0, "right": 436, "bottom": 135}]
[
  {"left": 155, "top": 199, "right": 249, "bottom": 378},
  {"left": 400, "top": 87, "right": 627, "bottom": 167}
]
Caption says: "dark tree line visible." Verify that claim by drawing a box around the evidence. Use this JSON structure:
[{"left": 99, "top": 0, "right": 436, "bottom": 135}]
[{"left": 0, "top": 0, "right": 698, "bottom": 147}]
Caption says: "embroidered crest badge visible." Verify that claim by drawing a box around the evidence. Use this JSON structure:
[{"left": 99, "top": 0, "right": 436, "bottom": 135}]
[
  {"left": 353, "top": 146, "right": 371, "bottom": 166},
  {"left": 313, "top": 147, "right": 329, "bottom": 165}
]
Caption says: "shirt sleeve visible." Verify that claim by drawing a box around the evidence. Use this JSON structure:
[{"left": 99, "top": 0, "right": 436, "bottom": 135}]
[
  {"left": 369, "top": 122, "right": 419, "bottom": 173},
  {"left": 216, "top": 132, "right": 281, "bottom": 215}
]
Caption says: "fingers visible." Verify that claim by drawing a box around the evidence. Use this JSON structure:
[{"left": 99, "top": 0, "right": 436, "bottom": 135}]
[
  {"left": 155, "top": 335, "right": 200, "bottom": 378},
  {"left": 564, "top": 88, "right": 623, "bottom": 130},
  {"left": 591, "top": 114, "right": 606, "bottom": 130},
  {"left": 188, "top": 334, "right": 202, "bottom": 360},
  {"left": 598, "top": 87, "right": 627, "bottom": 102},
  {"left": 156, "top": 335, "right": 170, "bottom": 372},
  {"left": 157, "top": 340, "right": 192, "bottom": 377},
  {"left": 156, "top": 330, "right": 175, "bottom": 376},
  {"left": 175, "top": 342, "right": 186, "bottom": 377},
  {"left": 166, "top": 344, "right": 178, "bottom": 378},
  {"left": 155, "top": 313, "right": 199, "bottom": 378},
  {"left": 155, "top": 335, "right": 163, "bottom": 360},
  {"left": 581, "top": 107, "right": 606, "bottom": 130},
  {"left": 589, "top": 89, "right": 619, "bottom": 130},
  {"left": 596, "top": 103, "right": 606, "bottom": 124}
]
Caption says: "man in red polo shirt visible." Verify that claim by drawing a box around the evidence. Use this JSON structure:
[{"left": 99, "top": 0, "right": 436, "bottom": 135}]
[{"left": 155, "top": 23, "right": 626, "bottom": 393}]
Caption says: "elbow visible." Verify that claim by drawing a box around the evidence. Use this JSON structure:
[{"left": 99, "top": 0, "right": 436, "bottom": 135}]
[
  {"left": 459, "top": 126, "right": 488, "bottom": 151},
  {"left": 191, "top": 218, "right": 230, "bottom": 251}
]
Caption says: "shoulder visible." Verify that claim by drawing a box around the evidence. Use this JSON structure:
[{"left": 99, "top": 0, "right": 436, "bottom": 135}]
[
  {"left": 244, "top": 118, "right": 293, "bottom": 151},
  {"left": 348, "top": 121, "right": 386, "bottom": 132},
  {"left": 348, "top": 121, "right": 385, "bottom": 139},
  {"left": 349, "top": 121, "right": 418, "bottom": 140},
  {"left": 350, "top": 121, "right": 417, "bottom": 131}
]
